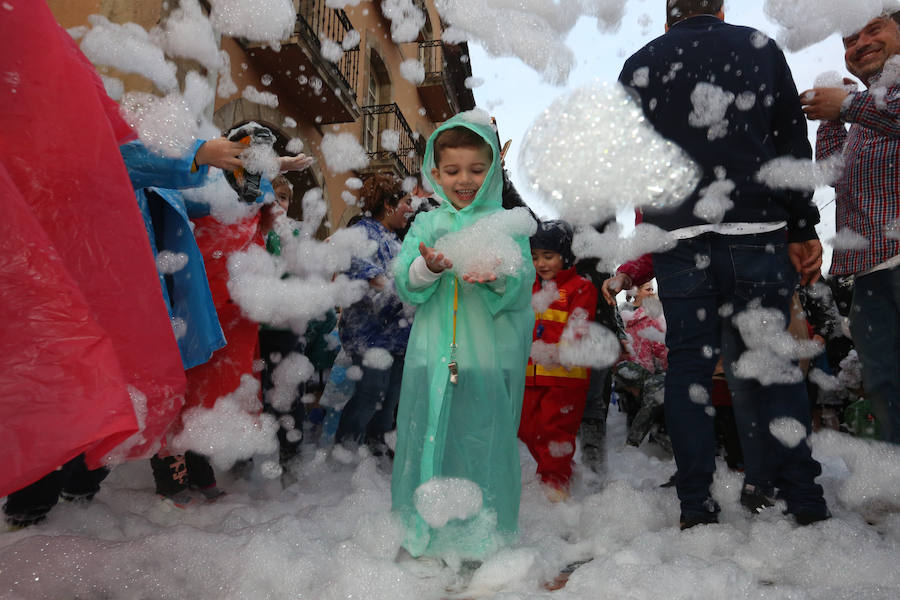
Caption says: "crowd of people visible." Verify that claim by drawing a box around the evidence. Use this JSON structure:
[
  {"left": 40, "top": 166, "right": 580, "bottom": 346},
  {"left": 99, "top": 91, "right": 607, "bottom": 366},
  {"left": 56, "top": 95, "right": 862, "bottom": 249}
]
[{"left": 3, "top": 0, "right": 899, "bottom": 571}]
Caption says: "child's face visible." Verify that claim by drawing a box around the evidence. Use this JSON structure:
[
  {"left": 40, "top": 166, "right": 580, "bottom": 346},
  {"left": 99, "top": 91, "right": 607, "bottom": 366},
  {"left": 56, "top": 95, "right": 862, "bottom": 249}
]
[
  {"left": 274, "top": 186, "right": 292, "bottom": 212},
  {"left": 430, "top": 146, "right": 492, "bottom": 209},
  {"left": 532, "top": 249, "right": 564, "bottom": 281}
]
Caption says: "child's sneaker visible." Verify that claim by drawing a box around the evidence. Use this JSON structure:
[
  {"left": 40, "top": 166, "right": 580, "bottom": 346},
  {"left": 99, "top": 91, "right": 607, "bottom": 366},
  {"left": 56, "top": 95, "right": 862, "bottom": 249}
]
[
  {"left": 197, "top": 485, "right": 226, "bottom": 503},
  {"left": 543, "top": 485, "right": 570, "bottom": 503},
  {"left": 159, "top": 490, "right": 197, "bottom": 509},
  {"left": 740, "top": 484, "right": 775, "bottom": 514}
]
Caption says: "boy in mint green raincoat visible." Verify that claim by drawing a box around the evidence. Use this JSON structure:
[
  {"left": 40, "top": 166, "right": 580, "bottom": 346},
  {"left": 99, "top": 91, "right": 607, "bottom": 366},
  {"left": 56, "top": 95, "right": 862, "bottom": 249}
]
[{"left": 391, "top": 112, "right": 536, "bottom": 560}]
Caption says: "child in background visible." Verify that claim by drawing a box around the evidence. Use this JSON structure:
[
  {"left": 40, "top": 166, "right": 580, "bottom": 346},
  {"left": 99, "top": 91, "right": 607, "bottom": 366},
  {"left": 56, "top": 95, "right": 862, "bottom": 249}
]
[
  {"left": 520, "top": 220, "right": 598, "bottom": 501},
  {"left": 392, "top": 113, "right": 535, "bottom": 561}
]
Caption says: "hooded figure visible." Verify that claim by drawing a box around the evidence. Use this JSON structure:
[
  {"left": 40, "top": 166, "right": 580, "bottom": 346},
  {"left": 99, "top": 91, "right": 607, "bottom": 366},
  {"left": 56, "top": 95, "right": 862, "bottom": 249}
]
[{"left": 391, "top": 112, "right": 536, "bottom": 559}]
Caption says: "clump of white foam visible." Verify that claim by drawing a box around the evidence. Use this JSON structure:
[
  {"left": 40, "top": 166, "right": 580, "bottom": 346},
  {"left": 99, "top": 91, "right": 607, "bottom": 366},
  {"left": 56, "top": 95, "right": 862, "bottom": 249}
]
[
  {"left": 520, "top": 81, "right": 701, "bottom": 225},
  {"left": 414, "top": 477, "right": 483, "bottom": 528},
  {"left": 757, "top": 155, "right": 844, "bottom": 191},
  {"left": 532, "top": 280, "right": 559, "bottom": 313},
  {"left": 769, "top": 417, "right": 808, "bottom": 448},
  {"left": 153, "top": 0, "right": 221, "bottom": 72},
  {"left": 400, "top": 59, "right": 425, "bottom": 85},
  {"left": 242, "top": 85, "right": 279, "bottom": 108},
  {"left": 209, "top": 0, "right": 296, "bottom": 48},
  {"left": 362, "top": 348, "right": 394, "bottom": 370},
  {"left": 689, "top": 82, "right": 734, "bottom": 141},
  {"left": 80, "top": 15, "right": 177, "bottom": 92},
  {"left": 558, "top": 307, "right": 621, "bottom": 369},
  {"left": 171, "top": 374, "right": 279, "bottom": 470},
  {"left": 732, "top": 307, "right": 823, "bottom": 386},
  {"left": 829, "top": 228, "right": 870, "bottom": 251},
  {"left": 433, "top": 208, "right": 536, "bottom": 278},
  {"left": 320, "top": 37, "right": 344, "bottom": 62},
  {"left": 156, "top": 250, "right": 189, "bottom": 274},
  {"left": 321, "top": 132, "right": 370, "bottom": 172},
  {"left": 572, "top": 222, "right": 676, "bottom": 273},
  {"left": 381, "top": 130, "right": 401, "bottom": 152},
  {"left": 381, "top": 0, "right": 426, "bottom": 43},
  {"left": 182, "top": 171, "right": 257, "bottom": 224},
  {"left": 267, "top": 352, "right": 315, "bottom": 412},
  {"left": 811, "top": 430, "right": 900, "bottom": 511},
  {"left": 763, "top": 0, "right": 900, "bottom": 51}
]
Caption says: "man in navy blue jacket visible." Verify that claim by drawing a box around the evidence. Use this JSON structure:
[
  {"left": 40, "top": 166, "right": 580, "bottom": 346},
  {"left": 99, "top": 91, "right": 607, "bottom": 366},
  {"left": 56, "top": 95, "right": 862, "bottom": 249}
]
[{"left": 611, "top": 0, "right": 829, "bottom": 529}]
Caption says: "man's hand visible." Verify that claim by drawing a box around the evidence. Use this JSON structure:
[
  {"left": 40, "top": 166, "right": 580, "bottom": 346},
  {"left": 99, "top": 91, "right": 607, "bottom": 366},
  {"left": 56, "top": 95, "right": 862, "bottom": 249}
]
[
  {"left": 279, "top": 154, "right": 315, "bottom": 173},
  {"left": 800, "top": 84, "right": 853, "bottom": 121},
  {"left": 419, "top": 242, "right": 452, "bottom": 273},
  {"left": 194, "top": 138, "right": 246, "bottom": 170},
  {"left": 601, "top": 273, "right": 632, "bottom": 306},
  {"left": 788, "top": 239, "right": 823, "bottom": 285}
]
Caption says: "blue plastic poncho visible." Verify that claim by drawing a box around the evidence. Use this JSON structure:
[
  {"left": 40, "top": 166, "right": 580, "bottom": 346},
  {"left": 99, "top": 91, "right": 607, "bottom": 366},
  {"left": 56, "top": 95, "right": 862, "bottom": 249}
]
[{"left": 391, "top": 113, "right": 536, "bottom": 559}]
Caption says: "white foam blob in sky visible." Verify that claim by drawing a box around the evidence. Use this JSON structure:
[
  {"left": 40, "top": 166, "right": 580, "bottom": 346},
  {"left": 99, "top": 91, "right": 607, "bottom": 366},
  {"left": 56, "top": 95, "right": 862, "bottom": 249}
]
[
  {"left": 763, "top": 0, "right": 900, "bottom": 51},
  {"left": 520, "top": 81, "right": 701, "bottom": 225}
]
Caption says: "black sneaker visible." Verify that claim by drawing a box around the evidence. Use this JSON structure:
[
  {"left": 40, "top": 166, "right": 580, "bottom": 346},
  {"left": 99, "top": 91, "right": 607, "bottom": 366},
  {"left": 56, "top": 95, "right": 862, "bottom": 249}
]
[
  {"left": 793, "top": 510, "right": 831, "bottom": 526},
  {"left": 680, "top": 497, "right": 720, "bottom": 530},
  {"left": 740, "top": 485, "right": 775, "bottom": 514}
]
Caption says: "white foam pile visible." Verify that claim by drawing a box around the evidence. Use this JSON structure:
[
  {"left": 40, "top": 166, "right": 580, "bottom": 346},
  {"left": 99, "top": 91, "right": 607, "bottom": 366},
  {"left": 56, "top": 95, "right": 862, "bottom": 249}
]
[
  {"left": 435, "top": 0, "right": 626, "bottom": 84},
  {"left": 413, "top": 477, "right": 483, "bottom": 528},
  {"left": 732, "top": 307, "right": 824, "bottom": 386},
  {"left": 433, "top": 207, "right": 537, "bottom": 278},
  {"left": 3, "top": 407, "right": 900, "bottom": 598},
  {"left": 171, "top": 374, "right": 279, "bottom": 470},
  {"left": 763, "top": 0, "right": 900, "bottom": 51},
  {"left": 520, "top": 81, "right": 701, "bottom": 225}
]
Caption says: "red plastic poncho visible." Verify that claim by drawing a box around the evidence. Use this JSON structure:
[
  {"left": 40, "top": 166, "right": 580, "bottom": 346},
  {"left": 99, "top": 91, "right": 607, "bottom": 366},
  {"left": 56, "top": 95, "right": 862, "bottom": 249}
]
[{"left": 0, "top": 1, "right": 186, "bottom": 497}]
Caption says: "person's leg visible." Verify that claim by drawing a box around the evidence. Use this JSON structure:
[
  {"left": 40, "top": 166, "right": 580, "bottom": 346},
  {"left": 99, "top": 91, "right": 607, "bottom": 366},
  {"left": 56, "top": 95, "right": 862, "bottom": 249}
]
[
  {"left": 722, "top": 231, "right": 827, "bottom": 521},
  {"left": 366, "top": 353, "right": 406, "bottom": 442},
  {"left": 335, "top": 355, "right": 391, "bottom": 445},
  {"left": 532, "top": 386, "right": 588, "bottom": 490},
  {"left": 3, "top": 465, "right": 66, "bottom": 527},
  {"left": 653, "top": 236, "right": 722, "bottom": 525},
  {"left": 850, "top": 268, "right": 900, "bottom": 444},
  {"left": 59, "top": 454, "right": 110, "bottom": 502},
  {"left": 259, "top": 329, "right": 306, "bottom": 461},
  {"left": 580, "top": 367, "right": 610, "bottom": 471},
  {"left": 518, "top": 386, "right": 543, "bottom": 464},
  {"left": 150, "top": 454, "right": 190, "bottom": 497},
  {"left": 626, "top": 372, "right": 666, "bottom": 447}
]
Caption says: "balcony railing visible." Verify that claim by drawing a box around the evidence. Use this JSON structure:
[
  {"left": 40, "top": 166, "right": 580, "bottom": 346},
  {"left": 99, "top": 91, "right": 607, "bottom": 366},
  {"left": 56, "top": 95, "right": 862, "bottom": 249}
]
[
  {"left": 360, "top": 103, "right": 426, "bottom": 177},
  {"left": 415, "top": 40, "right": 475, "bottom": 120},
  {"left": 296, "top": 0, "right": 359, "bottom": 95}
]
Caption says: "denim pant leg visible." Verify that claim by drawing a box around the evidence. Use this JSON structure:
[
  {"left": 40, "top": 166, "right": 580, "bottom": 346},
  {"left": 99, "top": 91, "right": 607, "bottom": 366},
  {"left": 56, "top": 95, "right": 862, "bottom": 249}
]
[
  {"left": 720, "top": 232, "right": 825, "bottom": 515},
  {"left": 336, "top": 354, "right": 391, "bottom": 445},
  {"left": 654, "top": 237, "right": 722, "bottom": 516},
  {"left": 366, "top": 354, "right": 405, "bottom": 439},
  {"left": 850, "top": 267, "right": 900, "bottom": 444}
]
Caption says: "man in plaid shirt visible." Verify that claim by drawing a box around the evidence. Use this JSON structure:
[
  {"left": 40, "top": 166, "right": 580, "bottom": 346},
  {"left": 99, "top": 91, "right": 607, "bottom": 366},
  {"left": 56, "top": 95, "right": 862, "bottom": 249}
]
[{"left": 802, "top": 11, "right": 900, "bottom": 444}]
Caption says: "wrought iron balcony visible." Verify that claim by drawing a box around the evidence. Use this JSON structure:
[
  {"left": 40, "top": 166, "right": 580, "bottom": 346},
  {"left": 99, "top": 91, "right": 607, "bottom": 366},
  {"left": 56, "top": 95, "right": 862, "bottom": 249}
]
[
  {"left": 239, "top": 0, "right": 361, "bottom": 124},
  {"left": 416, "top": 40, "right": 476, "bottom": 122},
  {"left": 360, "top": 103, "right": 426, "bottom": 178}
]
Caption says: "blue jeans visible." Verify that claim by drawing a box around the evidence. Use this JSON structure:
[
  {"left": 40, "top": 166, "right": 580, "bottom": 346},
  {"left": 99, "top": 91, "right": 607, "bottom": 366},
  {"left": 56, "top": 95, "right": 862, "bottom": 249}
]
[
  {"left": 335, "top": 352, "right": 405, "bottom": 445},
  {"left": 850, "top": 267, "right": 900, "bottom": 444},
  {"left": 653, "top": 230, "right": 826, "bottom": 518}
]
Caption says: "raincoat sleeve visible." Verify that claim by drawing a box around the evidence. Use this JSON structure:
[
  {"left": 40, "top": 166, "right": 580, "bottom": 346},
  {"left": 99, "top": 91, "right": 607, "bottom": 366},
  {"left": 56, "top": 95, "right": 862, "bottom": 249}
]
[
  {"left": 394, "top": 213, "right": 442, "bottom": 305},
  {"left": 471, "top": 235, "right": 535, "bottom": 316},
  {"left": 120, "top": 139, "right": 210, "bottom": 190}
]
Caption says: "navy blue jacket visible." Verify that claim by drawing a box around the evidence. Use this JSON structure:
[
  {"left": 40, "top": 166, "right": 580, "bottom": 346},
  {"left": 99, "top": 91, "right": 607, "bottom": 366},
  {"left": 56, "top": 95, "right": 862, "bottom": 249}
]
[{"left": 618, "top": 15, "right": 819, "bottom": 242}]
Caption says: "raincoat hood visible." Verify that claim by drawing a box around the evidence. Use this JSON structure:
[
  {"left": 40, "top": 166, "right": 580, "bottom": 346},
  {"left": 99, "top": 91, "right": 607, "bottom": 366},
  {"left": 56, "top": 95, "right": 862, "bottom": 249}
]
[{"left": 422, "top": 110, "right": 503, "bottom": 221}]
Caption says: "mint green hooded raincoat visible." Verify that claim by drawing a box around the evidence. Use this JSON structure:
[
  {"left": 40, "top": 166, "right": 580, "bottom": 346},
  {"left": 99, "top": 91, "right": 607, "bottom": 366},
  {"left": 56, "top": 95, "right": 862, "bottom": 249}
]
[{"left": 391, "top": 113, "right": 536, "bottom": 559}]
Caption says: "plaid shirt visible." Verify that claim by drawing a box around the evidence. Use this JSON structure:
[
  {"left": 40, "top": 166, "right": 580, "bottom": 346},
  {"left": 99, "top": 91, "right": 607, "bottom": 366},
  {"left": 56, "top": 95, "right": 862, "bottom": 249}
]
[{"left": 817, "top": 83, "right": 900, "bottom": 276}]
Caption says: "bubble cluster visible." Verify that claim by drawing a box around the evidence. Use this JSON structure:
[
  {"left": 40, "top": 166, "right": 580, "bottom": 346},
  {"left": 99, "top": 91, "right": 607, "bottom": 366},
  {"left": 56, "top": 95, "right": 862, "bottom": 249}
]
[{"left": 520, "top": 81, "right": 700, "bottom": 225}]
